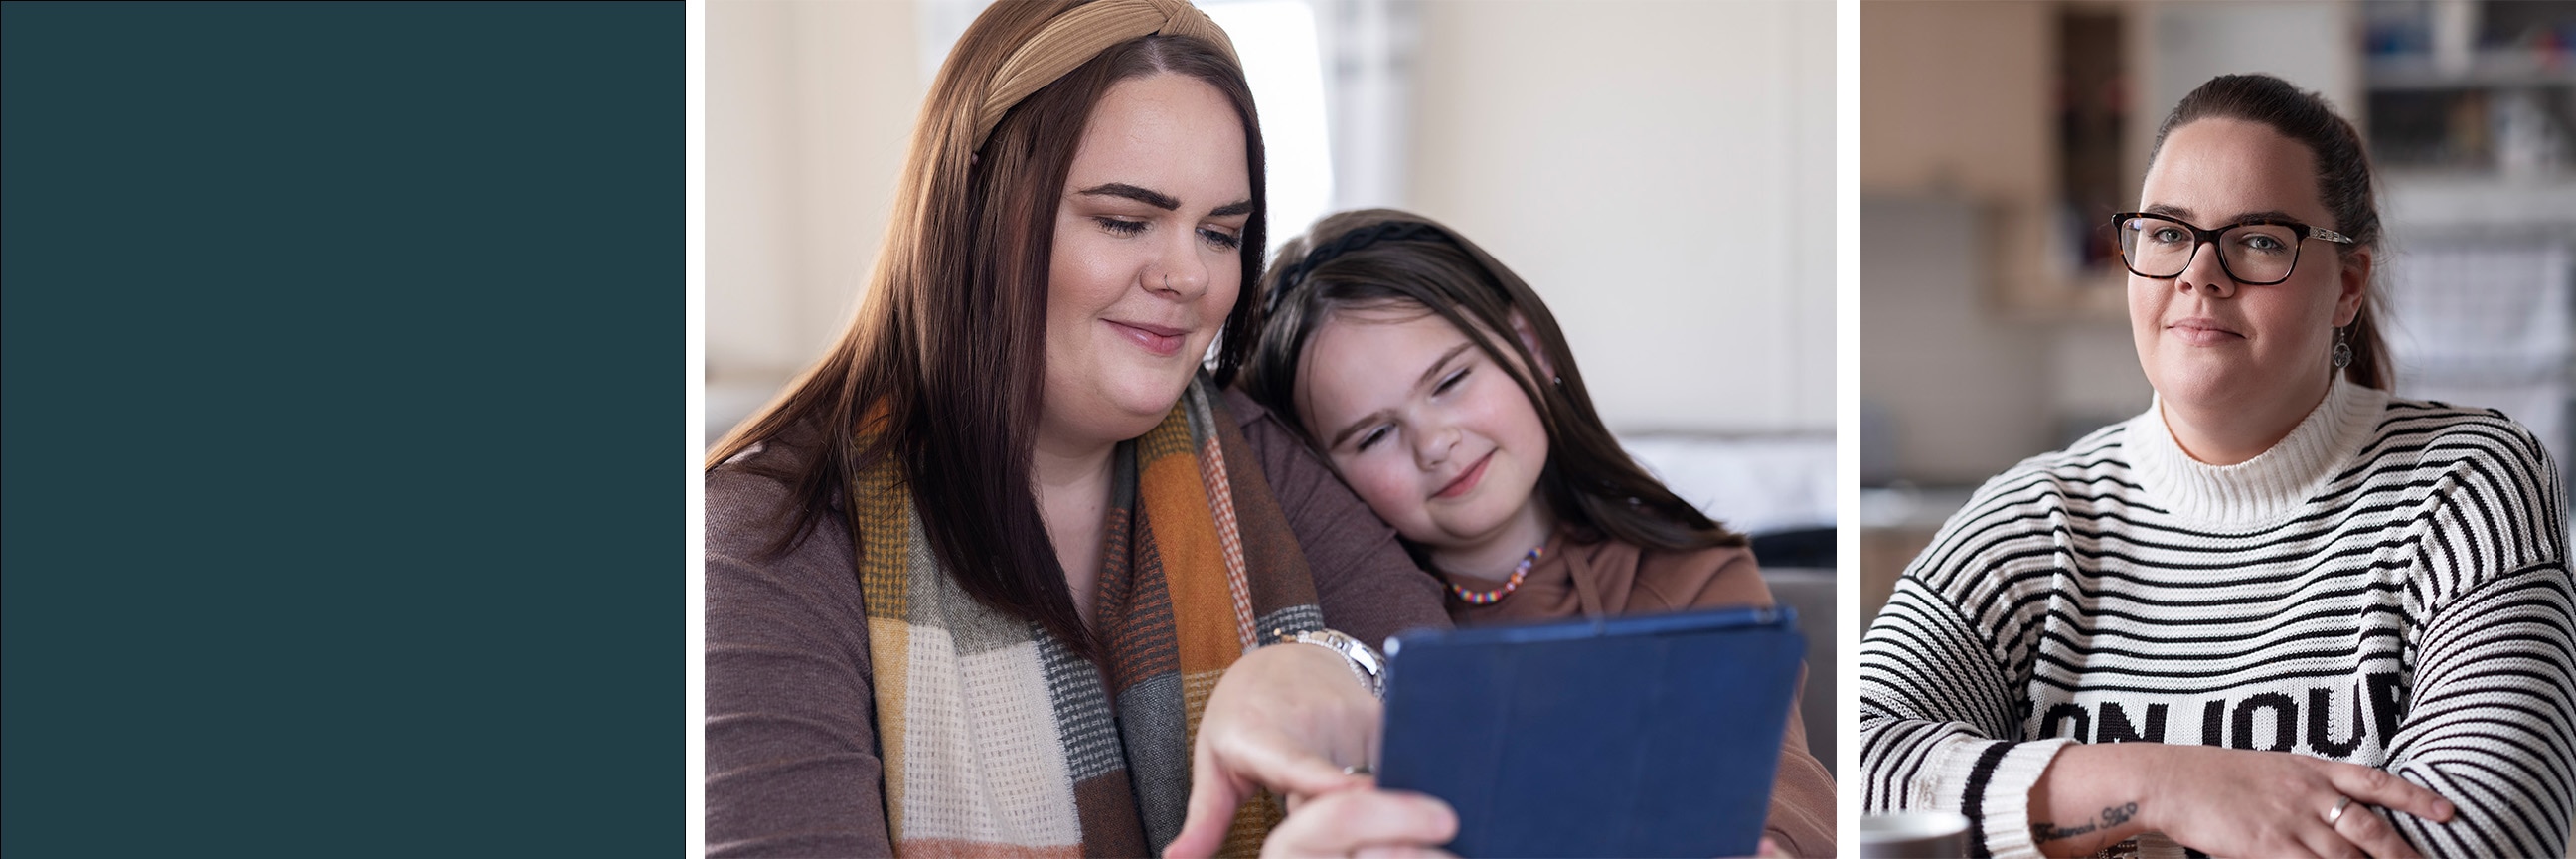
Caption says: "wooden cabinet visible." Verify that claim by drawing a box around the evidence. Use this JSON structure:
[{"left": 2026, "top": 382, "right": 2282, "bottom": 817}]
[{"left": 1861, "top": 0, "right": 2123, "bottom": 321}]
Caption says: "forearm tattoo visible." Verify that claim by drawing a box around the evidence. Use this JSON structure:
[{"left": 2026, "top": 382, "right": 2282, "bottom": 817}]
[{"left": 2032, "top": 802, "right": 2140, "bottom": 844}]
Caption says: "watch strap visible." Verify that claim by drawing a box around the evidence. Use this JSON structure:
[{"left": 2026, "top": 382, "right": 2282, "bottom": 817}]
[{"left": 1286, "top": 628, "right": 1384, "bottom": 699}]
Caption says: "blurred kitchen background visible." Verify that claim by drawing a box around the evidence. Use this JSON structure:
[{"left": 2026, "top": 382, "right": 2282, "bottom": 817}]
[
  {"left": 709, "top": 0, "right": 1843, "bottom": 761},
  {"left": 1860, "top": 0, "right": 2576, "bottom": 621}
]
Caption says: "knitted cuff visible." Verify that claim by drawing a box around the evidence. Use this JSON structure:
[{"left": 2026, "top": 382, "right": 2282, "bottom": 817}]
[{"left": 1932, "top": 736, "right": 2074, "bottom": 859}]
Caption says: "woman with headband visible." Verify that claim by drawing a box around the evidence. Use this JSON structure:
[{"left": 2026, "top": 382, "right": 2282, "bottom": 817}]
[
  {"left": 706, "top": 2, "right": 1456, "bottom": 855},
  {"left": 1859, "top": 74, "right": 2572, "bottom": 859}
]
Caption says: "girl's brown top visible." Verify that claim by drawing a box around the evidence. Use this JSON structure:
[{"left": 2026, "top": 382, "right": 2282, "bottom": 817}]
[{"left": 1447, "top": 530, "right": 1839, "bottom": 858}]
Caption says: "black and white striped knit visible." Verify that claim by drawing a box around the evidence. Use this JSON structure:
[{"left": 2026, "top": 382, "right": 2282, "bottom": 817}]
[{"left": 1860, "top": 378, "right": 2573, "bottom": 859}]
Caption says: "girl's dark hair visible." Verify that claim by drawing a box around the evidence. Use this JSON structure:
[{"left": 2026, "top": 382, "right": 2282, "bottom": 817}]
[
  {"left": 705, "top": 0, "right": 1267, "bottom": 657},
  {"left": 2151, "top": 73, "right": 2391, "bottom": 390},
  {"left": 1239, "top": 209, "right": 1745, "bottom": 570}
]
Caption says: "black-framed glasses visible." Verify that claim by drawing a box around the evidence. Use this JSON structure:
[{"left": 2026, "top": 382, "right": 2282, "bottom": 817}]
[{"left": 2109, "top": 212, "right": 2354, "bottom": 286}]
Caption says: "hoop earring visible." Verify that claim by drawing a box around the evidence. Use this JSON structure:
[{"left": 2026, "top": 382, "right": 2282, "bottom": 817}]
[{"left": 2331, "top": 325, "right": 2352, "bottom": 371}]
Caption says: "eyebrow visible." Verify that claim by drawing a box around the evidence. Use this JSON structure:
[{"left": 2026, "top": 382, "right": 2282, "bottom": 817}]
[
  {"left": 2142, "top": 204, "right": 2303, "bottom": 226},
  {"left": 1078, "top": 183, "right": 1178, "bottom": 210},
  {"left": 1326, "top": 342, "right": 1476, "bottom": 449},
  {"left": 1076, "top": 183, "right": 1254, "bottom": 218}
]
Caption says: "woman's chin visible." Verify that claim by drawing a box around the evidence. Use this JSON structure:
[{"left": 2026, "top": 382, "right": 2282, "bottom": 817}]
[
  {"left": 1042, "top": 363, "right": 1203, "bottom": 442},
  {"left": 2152, "top": 358, "right": 2314, "bottom": 416},
  {"left": 1095, "top": 376, "right": 1197, "bottom": 437}
]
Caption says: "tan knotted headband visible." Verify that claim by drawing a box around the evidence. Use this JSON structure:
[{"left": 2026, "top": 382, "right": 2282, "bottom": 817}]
[{"left": 972, "top": 0, "right": 1240, "bottom": 150}]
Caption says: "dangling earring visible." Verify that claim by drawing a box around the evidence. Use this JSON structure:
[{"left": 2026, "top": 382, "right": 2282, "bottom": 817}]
[{"left": 2331, "top": 325, "right": 2352, "bottom": 370}]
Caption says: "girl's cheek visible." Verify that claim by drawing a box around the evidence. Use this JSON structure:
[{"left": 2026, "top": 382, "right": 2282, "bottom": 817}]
[{"left": 1350, "top": 464, "right": 1414, "bottom": 516}]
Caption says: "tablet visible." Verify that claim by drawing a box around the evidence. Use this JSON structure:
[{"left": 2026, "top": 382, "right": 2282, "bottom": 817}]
[{"left": 1374, "top": 606, "right": 1805, "bottom": 858}]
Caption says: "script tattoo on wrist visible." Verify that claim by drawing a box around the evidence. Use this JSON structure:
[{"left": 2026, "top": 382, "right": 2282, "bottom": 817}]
[
  {"left": 2029, "top": 820, "right": 2095, "bottom": 843},
  {"left": 2031, "top": 803, "right": 2141, "bottom": 844}
]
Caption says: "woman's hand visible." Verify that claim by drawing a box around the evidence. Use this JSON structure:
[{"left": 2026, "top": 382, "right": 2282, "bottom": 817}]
[
  {"left": 1258, "top": 786, "right": 1459, "bottom": 858},
  {"left": 1163, "top": 642, "right": 1387, "bottom": 858},
  {"left": 2036, "top": 743, "right": 2456, "bottom": 859}
]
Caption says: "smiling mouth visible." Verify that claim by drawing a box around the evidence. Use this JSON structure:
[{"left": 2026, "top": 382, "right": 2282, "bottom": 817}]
[
  {"left": 1106, "top": 319, "right": 1189, "bottom": 357},
  {"left": 1433, "top": 451, "right": 1494, "bottom": 500}
]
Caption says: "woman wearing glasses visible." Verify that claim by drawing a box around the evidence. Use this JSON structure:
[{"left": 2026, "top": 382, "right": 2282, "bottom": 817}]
[{"left": 1859, "top": 74, "right": 2572, "bottom": 859}]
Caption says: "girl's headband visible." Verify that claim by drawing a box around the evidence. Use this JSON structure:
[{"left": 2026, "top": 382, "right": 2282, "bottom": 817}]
[
  {"left": 974, "top": 0, "right": 1239, "bottom": 150},
  {"left": 1262, "top": 220, "right": 1456, "bottom": 314}
]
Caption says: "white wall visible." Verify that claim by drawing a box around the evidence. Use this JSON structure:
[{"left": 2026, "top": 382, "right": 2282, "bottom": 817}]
[
  {"left": 707, "top": 0, "right": 1837, "bottom": 441},
  {"left": 1404, "top": 0, "right": 1837, "bottom": 435},
  {"left": 707, "top": 0, "right": 922, "bottom": 438}
]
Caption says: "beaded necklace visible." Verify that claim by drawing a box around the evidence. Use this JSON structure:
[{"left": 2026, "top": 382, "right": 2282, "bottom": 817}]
[{"left": 1450, "top": 545, "right": 1546, "bottom": 605}]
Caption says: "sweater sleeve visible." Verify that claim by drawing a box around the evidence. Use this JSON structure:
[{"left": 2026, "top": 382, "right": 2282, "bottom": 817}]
[
  {"left": 2379, "top": 424, "right": 2575, "bottom": 858},
  {"left": 1857, "top": 483, "right": 2074, "bottom": 859},
  {"left": 704, "top": 465, "right": 892, "bottom": 857},
  {"left": 1228, "top": 387, "right": 1450, "bottom": 647}
]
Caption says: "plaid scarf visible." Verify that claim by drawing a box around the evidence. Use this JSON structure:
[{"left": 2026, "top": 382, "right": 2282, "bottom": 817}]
[{"left": 854, "top": 377, "right": 1325, "bottom": 857}]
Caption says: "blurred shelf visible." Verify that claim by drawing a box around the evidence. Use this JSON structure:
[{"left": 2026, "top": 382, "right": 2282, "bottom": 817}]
[
  {"left": 2367, "top": 51, "right": 2576, "bottom": 90},
  {"left": 2383, "top": 173, "right": 2576, "bottom": 231}
]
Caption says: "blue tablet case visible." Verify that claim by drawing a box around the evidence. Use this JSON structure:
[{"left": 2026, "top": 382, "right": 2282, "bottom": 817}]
[{"left": 1375, "top": 607, "right": 1805, "bottom": 858}]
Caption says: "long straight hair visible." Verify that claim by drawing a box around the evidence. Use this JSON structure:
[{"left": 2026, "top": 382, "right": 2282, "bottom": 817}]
[
  {"left": 2151, "top": 74, "right": 2392, "bottom": 390},
  {"left": 706, "top": 1, "right": 1268, "bottom": 656},
  {"left": 1239, "top": 209, "right": 1746, "bottom": 567}
]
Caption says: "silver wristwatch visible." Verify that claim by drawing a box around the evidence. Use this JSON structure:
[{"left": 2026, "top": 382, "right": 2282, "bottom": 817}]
[{"left": 1287, "top": 628, "right": 1385, "bottom": 699}]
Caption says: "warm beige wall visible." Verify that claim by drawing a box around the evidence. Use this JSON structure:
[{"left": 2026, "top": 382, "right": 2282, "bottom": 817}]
[
  {"left": 708, "top": 0, "right": 922, "bottom": 432},
  {"left": 709, "top": 0, "right": 1838, "bottom": 439},
  {"left": 1405, "top": 0, "right": 1837, "bottom": 434}
]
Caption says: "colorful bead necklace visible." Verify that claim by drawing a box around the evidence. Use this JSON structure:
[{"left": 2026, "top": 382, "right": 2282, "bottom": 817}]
[{"left": 1450, "top": 545, "right": 1546, "bottom": 605}]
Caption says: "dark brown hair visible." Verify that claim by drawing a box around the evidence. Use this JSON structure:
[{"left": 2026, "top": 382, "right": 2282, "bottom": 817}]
[
  {"left": 705, "top": 0, "right": 1267, "bottom": 656},
  {"left": 1238, "top": 209, "right": 1745, "bottom": 575},
  {"left": 2151, "top": 73, "right": 2391, "bottom": 390}
]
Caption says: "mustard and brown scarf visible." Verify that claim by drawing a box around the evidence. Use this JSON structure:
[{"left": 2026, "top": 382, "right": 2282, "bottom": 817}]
[{"left": 853, "top": 377, "right": 1324, "bottom": 856}]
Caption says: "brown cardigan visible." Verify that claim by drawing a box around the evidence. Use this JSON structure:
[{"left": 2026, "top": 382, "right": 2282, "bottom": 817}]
[{"left": 1447, "top": 532, "right": 1840, "bottom": 858}]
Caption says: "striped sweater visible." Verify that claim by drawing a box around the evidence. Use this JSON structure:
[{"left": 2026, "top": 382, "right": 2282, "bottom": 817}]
[{"left": 1859, "top": 379, "right": 2573, "bottom": 859}]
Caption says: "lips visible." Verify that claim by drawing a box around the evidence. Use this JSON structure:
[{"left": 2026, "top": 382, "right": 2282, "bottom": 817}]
[
  {"left": 1106, "top": 319, "right": 1189, "bottom": 357},
  {"left": 1433, "top": 450, "right": 1494, "bottom": 500},
  {"left": 2167, "top": 317, "right": 2244, "bottom": 346}
]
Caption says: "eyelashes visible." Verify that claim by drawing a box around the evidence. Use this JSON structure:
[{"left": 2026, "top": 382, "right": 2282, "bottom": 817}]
[
  {"left": 1351, "top": 368, "right": 1473, "bottom": 453},
  {"left": 1090, "top": 217, "right": 1243, "bottom": 252},
  {"left": 1356, "top": 425, "right": 1391, "bottom": 452}
]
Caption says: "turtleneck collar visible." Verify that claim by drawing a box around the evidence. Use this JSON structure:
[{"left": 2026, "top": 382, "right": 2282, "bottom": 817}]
[{"left": 2126, "top": 377, "right": 2388, "bottom": 525}]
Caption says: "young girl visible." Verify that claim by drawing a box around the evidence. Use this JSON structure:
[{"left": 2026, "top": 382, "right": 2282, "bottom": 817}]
[{"left": 1238, "top": 208, "right": 1836, "bottom": 857}]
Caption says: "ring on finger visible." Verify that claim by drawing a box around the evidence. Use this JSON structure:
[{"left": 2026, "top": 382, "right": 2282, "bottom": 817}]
[{"left": 2326, "top": 795, "right": 2354, "bottom": 826}]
